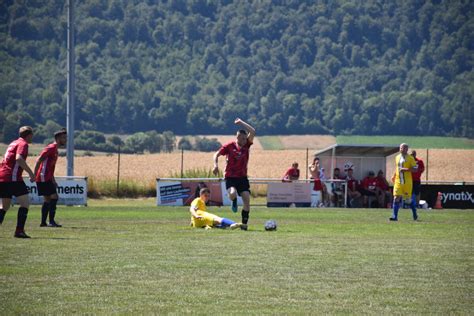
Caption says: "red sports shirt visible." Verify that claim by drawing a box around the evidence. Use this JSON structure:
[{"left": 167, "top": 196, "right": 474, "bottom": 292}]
[
  {"left": 0, "top": 137, "right": 29, "bottom": 182},
  {"left": 346, "top": 176, "right": 359, "bottom": 192},
  {"left": 376, "top": 176, "right": 389, "bottom": 191},
  {"left": 35, "top": 143, "right": 58, "bottom": 182},
  {"left": 283, "top": 168, "right": 300, "bottom": 181},
  {"left": 362, "top": 177, "right": 378, "bottom": 191},
  {"left": 411, "top": 158, "right": 425, "bottom": 182},
  {"left": 218, "top": 141, "right": 253, "bottom": 178}
]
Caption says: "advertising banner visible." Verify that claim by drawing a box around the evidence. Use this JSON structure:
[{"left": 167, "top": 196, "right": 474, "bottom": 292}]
[
  {"left": 267, "top": 182, "right": 312, "bottom": 207},
  {"left": 157, "top": 180, "right": 224, "bottom": 206},
  {"left": 20, "top": 177, "right": 88, "bottom": 206},
  {"left": 421, "top": 184, "right": 474, "bottom": 209}
]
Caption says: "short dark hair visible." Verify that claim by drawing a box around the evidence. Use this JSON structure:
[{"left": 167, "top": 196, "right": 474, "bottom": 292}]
[
  {"left": 334, "top": 167, "right": 340, "bottom": 171},
  {"left": 200, "top": 188, "right": 210, "bottom": 195},
  {"left": 237, "top": 129, "right": 248, "bottom": 135},
  {"left": 54, "top": 128, "right": 67, "bottom": 139},
  {"left": 19, "top": 126, "right": 33, "bottom": 138}
]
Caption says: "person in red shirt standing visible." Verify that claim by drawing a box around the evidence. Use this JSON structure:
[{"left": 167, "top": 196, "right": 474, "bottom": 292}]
[
  {"left": 411, "top": 150, "right": 425, "bottom": 206},
  {"left": 309, "top": 157, "right": 324, "bottom": 207},
  {"left": 0, "top": 126, "right": 36, "bottom": 238},
  {"left": 34, "top": 128, "right": 67, "bottom": 227},
  {"left": 213, "top": 118, "right": 256, "bottom": 230},
  {"left": 282, "top": 162, "right": 300, "bottom": 182}
]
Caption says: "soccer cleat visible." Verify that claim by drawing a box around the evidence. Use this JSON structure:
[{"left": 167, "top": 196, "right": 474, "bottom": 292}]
[
  {"left": 14, "top": 231, "right": 31, "bottom": 238},
  {"left": 389, "top": 217, "right": 398, "bottom": 221},
  {"left": 48, "top": 222, "right": 62, "bottom": 227},
  {"left": 231, "top": 198, "right": 238, "bottom": 213},
  {"left": 40, "top": 223, "right": 48, "bottom": 227},
  {"left": 240, "top": 224, "right": 248, "bottom": 231},
  {"left": 413, "top": 216, "right": 419, "bottom": 221},
  {"left": 230, "top": 223, "right": 246, "bottom": 230}
]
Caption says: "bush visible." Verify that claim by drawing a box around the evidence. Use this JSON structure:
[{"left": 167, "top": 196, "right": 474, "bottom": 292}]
[
  {"left": 178, "top": 137, "right": 193, "bottom": 150},
  {"left": 193, "top": 137, "right": 221, "bottom": 152}
]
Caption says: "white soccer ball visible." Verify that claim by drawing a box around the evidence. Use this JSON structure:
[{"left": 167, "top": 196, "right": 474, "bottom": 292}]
[{"left": 344, "top": 162, "right": 354, "bottom": 171}]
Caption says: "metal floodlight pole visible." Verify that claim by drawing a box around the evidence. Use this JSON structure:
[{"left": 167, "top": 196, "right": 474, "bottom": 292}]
[{"left": 66, "top": 0, "right": 75, "bottom": 176}]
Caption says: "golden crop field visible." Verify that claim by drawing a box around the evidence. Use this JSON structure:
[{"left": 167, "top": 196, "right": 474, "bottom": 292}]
[{"left": 54, "top": 148, "right": 474, "bottom": 183}]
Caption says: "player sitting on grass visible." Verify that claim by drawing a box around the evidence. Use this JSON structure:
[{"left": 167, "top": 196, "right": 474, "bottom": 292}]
[{"left": 190, "top": 188, "right": 246, "bottom": 230}]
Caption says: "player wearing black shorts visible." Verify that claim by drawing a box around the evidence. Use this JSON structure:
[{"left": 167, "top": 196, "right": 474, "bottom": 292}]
[
  {"left": 34, "top": 129, "right": 67, "bottom": 227},
  {"left": 213, "top": 118, "right": 256, "bottom": 230},
  {"left": 0, "top": 126, "right": 36, "bottom": 238}
]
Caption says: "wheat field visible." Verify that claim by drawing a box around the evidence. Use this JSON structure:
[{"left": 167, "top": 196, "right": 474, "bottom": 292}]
[{"left": 53, "top": 148, "right": 474, "bottom": 183}]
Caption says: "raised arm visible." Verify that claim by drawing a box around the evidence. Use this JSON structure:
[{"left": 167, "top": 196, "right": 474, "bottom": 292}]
[{"left": 235, "top": 118, "right": 256, "bottom": 143}]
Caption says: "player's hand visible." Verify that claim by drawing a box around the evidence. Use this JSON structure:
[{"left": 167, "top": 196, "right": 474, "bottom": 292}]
[
  {"left": 234, "top": 118, "right": 242, "bottom": 125},
  {"left": 204, "top": 225, "right": 212, "bottom": 230},
  {"left": 29, "top": 174, "right": 35, "bottom": 182},
  {"left": 212, "top": 166, "right": 219, "bottom": 176},
  {"left": 193, "top": 214, "right": 203, "bottom": 219}
]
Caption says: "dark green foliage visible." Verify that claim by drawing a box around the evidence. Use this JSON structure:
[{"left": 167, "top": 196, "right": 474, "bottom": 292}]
[
  {"left": 193, "top": 136, "right": 221, "bottom": 152},
  {"left": 0, "top": 1, "right": 472, "bottom": 137}
]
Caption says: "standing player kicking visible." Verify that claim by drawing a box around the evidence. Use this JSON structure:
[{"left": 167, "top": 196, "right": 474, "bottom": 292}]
[
  {"left": 34, "top": 128, "right": 67, "bottom": 227},
  {"left": 0, "top": 126, "right": 36, "bottom": 238},
  {"left": 213, "top": 118, "right": 255, "bottom": 230},
  {"left": 390, "top": 143, "right": 419, "bottom": 221}
]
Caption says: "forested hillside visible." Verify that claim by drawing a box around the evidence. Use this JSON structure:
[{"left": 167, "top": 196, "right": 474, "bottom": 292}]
[{"left": 0, "top": 0, "right": 473, "bottom": 141}]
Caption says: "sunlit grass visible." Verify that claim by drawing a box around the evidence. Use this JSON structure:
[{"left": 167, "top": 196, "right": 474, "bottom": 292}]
[{"left": 1, "top": 201, "right": 472, "bottom": 314}]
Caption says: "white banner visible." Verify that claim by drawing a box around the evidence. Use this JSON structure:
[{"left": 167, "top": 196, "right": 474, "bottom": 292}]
[
  {"left": 20, "top": 177, "right": 88, "bottom": 206},
  {"left": 156, "top": 180, "right": 242, "bottom": 206}
]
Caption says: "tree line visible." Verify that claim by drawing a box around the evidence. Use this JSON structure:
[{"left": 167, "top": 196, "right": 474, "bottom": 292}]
[{"left": 0, "top": 0, "right": 472, "bottom": 141}]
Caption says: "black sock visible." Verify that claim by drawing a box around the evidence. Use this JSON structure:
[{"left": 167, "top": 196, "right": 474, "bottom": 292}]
[
  {"left": 16, "top": 207, "right": 28, "bottom": 230},
  {"left": 241, "top": 210, "right": 249, "bottom": 224},
  {"left": 41, "top": 203, "right": 50, "bottom": 224},
  {"left": 49, "top": 199, "right": 58, "bottom": 223},
  {"left": 0, "top": 209, "right": 5, "bottom": 224}
]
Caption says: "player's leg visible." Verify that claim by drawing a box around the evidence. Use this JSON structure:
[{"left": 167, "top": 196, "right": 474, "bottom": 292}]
[
  {"left": 48, "top": 192, "right": 61, "bottom": 227},
  {"left": 240, "top": 191, "right": 250, "bottom": 230},
  {"left": 227, "top": 187, "right": 238, "bottom": 213},
  {"left": 225, "top": 178, "right": 238, "bottom": 213},
  {"left": 390, "top": 184, "right": 403, "bottom": 221},
  {"left": 390, "top": 195, "right": 401, "bottom": 221},
  {"left": 40, "top": 195, "right": 51, "bottom": 227},
  {"left": 0, "top": 198, "right": 12, "bottom": 224},
  {"left": 14, "top": 193, "right": 31, "bottom": 238},
  {"left": 408, "top": 183, "right": 418, "bottom": 220}
]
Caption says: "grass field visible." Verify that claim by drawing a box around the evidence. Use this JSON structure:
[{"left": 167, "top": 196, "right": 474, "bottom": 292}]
[
  {"left": 336, "top": 135, "right": 474, "bottom": 149},
  {"left": 1, "top": 199, "right": 472, "bottom": 314}
]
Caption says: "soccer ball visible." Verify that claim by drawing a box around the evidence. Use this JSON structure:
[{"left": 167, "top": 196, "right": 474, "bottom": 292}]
[
  {"left": 344, "top": 161, "right": 354, "bottom": 171},
  {"left": 264, "top": 220, "right": 277, "bottom": 231}
]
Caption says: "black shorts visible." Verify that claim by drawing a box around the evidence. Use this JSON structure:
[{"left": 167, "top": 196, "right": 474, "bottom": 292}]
[
  {"left": 0, "top": 181, "right": 29, "bottom": 198},
  {"left": 37, "top": 181, "right": 57, "bottom": 196},
  {"left": 360, "top": 189, "right": 376, "bottom": 196},
  {"left": 412, "top": 181, "right": 421, "bottom": 195},
  {"left": 225, "top": 177, "right": 250, "bottom": 196}
]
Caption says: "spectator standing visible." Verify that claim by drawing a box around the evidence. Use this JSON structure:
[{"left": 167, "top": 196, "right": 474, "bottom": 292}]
[{"left": 345, "top": 168, "right": 361, "bottom": 207}]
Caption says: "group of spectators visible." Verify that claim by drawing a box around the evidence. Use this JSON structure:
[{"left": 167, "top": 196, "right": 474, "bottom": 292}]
[{"left": 282, "top": 150, "right": 425, "bottom": 208}]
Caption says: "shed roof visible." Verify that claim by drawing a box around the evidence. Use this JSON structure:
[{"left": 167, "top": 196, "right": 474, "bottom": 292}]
[{"left": 314, "top": 144, "right": 399, "bottom": 158}]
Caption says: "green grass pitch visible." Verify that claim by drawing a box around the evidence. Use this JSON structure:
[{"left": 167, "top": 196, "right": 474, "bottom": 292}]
[{"left": 1, "top": 199, "right": 472, "bottom": 314}]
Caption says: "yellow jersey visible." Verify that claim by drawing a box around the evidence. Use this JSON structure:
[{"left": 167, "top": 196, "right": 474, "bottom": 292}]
[
  {"left": 394, "top": 153, "right": 417, "bottom": 185},
  {"left": 190, "top": 197, "right": 206, "bottom": 212}
]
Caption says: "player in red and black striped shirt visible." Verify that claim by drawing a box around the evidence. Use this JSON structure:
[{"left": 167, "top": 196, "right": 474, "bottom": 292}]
[
  {"left": 0, "top": 126, "right": 36, "bottom": 238},
  {"left": 213, "top": 118, "right": 255, "bottom": 230},
  {"left": 34, "top": 128, "right": 67, "bottom": 227}
]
